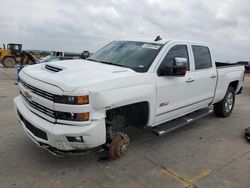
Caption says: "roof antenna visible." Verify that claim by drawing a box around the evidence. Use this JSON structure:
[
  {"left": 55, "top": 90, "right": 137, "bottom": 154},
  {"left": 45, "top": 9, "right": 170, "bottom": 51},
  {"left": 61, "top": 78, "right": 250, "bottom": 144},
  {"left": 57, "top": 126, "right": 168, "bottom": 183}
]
[{"left": 154, "top": 35, "right": 162, "bottom": 42}]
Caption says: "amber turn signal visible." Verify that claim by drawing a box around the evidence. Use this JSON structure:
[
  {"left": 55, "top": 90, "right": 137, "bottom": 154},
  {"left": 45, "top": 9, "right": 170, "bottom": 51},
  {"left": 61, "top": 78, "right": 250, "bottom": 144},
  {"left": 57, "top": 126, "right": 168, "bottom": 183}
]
[
  {"left": 76, "top": 112, "right": 89, "bottom": 121},
  {"left": 77, "top": 96, "right": 89, "bottom": 104}
]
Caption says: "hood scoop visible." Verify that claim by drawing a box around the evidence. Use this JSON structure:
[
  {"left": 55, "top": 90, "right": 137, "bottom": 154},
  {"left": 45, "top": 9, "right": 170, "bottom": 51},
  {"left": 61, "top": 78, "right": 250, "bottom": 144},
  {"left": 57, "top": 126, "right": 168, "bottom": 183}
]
[{"left": 45, "top": 64, "right": 63, "bottom": 72}]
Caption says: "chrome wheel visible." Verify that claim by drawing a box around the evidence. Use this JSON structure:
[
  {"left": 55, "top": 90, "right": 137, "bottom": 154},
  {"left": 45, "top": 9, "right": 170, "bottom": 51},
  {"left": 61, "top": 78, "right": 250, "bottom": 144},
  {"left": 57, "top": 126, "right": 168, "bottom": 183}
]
[
  {"left": 225, "top": 92, "right": 234, "bottom": 113},
  {"left": 214, "top": 86, "right": 235, "bottom": 117}
]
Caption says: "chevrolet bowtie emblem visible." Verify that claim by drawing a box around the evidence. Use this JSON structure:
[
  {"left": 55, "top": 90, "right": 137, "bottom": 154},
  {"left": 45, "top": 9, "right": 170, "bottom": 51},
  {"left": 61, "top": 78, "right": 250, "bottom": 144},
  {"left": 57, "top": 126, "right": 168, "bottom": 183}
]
[{"left": 24, "top": 91, "right": 32, "bottom": 100}]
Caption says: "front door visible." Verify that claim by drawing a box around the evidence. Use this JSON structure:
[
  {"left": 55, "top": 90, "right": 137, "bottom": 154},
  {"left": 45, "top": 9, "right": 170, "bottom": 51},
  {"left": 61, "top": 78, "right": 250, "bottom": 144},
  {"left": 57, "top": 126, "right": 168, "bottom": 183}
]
[{"left": 154, "top": 44, "right": 197, "bottom": 125}]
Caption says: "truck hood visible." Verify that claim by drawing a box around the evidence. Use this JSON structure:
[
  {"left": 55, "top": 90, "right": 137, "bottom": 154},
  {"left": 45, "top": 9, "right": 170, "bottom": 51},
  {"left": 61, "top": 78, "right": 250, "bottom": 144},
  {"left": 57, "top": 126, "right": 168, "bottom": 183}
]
[{"left": 22, "top": 59, "right": 138, "bottom": 92}]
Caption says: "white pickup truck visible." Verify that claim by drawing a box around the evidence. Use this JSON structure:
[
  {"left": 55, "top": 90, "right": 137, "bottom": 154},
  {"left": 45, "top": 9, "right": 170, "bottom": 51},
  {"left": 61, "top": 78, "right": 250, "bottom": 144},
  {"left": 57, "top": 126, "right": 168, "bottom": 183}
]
[{"left": 14, "top": 38, "right": 245, "bottom": 158}]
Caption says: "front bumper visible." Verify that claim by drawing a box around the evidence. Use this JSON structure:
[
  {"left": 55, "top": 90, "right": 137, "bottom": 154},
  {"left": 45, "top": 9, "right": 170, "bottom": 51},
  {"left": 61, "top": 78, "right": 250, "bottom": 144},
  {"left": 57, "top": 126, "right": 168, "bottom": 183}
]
[{"left": 14, "top": 95, "right": 106, "bottom": 152}]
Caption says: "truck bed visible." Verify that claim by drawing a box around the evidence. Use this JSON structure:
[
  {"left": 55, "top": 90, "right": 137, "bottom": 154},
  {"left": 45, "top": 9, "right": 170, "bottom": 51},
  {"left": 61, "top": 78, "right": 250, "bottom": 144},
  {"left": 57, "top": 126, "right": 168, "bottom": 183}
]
[
  {"left": 215, "top": 62, "right": 243, "bottom": 68},
  {"left": 213, "top": 63, "right": 244, "bottom": 104}
]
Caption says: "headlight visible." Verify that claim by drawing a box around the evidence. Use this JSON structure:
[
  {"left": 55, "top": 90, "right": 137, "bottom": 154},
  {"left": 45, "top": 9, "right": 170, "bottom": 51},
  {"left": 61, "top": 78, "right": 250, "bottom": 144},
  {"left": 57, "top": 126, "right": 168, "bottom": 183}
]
[
  {"left": 55, "top": 95, "right": 89, "bottom": 105},
  {"left": 56, "top": 112, "right": 89, "bottom": 121}
]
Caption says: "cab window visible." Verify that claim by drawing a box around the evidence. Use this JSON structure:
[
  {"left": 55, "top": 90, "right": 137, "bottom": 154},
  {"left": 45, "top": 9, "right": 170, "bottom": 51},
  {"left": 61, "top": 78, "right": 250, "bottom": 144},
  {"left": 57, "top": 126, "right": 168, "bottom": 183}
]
[
  {"left": 192, "top": 45, "right": 212, "bottom": 70},
  {"left": 159, "top": 45, "right": 190, "bottom": 71}
]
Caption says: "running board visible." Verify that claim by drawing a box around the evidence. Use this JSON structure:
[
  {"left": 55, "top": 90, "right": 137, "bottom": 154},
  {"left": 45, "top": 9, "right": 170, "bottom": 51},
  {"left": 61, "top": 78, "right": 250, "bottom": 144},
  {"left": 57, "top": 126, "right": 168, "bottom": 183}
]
[{"left": 152, "top": 107, "right": 213, "bottom": 136}]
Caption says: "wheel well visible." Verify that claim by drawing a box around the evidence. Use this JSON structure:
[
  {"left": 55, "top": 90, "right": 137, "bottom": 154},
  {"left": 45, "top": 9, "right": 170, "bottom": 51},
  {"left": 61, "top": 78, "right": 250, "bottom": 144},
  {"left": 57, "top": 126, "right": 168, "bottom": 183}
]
[
  {"left": 106, "top": 101, "right": 149, "bottom": 129},
  {"left": 229, "top": 81, "right": 239, "bottom": 91}
]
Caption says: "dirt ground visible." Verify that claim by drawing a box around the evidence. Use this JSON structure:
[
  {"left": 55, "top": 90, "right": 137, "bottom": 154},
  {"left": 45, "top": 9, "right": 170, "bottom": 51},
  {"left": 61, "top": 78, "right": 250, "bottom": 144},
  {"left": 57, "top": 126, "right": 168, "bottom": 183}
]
[{"left": 0, "top": 67, "right": 250, "bottom": 188}]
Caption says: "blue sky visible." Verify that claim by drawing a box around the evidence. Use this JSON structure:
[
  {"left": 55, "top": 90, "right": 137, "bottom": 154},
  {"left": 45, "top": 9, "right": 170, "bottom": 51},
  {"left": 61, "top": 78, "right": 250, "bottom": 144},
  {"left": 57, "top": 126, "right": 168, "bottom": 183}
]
[{"left": 0, "top": 0, "right": 249, "bottom": 62}]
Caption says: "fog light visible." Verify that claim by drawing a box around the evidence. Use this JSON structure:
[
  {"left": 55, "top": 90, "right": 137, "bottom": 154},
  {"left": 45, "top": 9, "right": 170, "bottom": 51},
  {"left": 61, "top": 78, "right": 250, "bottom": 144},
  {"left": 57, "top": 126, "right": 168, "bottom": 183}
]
[{"left": 66, "top": 136, "right": 84, "bottom": 142}]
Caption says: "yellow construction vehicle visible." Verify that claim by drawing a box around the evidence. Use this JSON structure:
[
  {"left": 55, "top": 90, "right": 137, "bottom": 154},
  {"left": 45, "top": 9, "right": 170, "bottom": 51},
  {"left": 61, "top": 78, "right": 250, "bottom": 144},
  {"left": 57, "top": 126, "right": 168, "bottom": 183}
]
[
  {"left": 0, "top": 43, "right": 42, "bottom": 68},
  {"left": 0, "top": 43, "right": 23, "bottom": 68}
]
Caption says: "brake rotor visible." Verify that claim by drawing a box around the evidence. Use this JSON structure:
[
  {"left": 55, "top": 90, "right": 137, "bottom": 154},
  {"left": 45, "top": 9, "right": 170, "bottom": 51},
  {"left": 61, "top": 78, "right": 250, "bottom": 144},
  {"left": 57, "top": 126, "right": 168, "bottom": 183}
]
[{"left": 109, "top": 132, "right": 129, "bottom": 159}]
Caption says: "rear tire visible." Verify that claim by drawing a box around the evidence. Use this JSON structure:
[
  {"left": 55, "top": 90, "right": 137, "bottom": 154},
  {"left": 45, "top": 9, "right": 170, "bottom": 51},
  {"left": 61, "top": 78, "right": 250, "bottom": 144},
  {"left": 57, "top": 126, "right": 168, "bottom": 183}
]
[
  {"left": 214, "top": 86, "right": 235, "bottom": 117},
  {"left": 2, "top": 57, "right": 16, "bottom": 68}
]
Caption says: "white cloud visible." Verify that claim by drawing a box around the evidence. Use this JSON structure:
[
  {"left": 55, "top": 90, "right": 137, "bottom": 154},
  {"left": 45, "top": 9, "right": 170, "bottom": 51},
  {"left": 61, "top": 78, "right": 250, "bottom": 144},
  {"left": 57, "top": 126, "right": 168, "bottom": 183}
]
[
  {"left": 0, "top": 0, "right": 249, "bottom": 62},
  {"left": 86, "top": 5, "right": 120, "bottom": 19}
]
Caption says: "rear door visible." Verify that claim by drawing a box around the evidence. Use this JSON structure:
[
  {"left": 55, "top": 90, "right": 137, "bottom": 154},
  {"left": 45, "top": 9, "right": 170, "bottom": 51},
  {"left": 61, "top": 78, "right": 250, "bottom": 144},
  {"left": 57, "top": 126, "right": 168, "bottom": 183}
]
[{"left": 191, "top": 45, "right": 217, "bottom": 106}]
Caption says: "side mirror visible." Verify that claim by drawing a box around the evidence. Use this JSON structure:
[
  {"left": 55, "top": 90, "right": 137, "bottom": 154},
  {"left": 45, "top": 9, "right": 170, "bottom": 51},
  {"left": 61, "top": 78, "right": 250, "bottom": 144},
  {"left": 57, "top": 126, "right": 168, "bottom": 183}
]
[
  {"left": 82, "top": 51, "right": 90, "bottom": 59},
  {"left": 159, "top": 57, "right": 187, "bottom": 76}
]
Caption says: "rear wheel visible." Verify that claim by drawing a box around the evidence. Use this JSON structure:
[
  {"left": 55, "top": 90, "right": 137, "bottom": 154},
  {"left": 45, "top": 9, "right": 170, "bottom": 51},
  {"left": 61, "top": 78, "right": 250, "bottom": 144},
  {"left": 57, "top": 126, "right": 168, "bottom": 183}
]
[
  {"left": 214, "top": 86, "right": 235, "bottom": 117},
  {"left": 2, "top": 57, "right": 16, "bottom": 68}
]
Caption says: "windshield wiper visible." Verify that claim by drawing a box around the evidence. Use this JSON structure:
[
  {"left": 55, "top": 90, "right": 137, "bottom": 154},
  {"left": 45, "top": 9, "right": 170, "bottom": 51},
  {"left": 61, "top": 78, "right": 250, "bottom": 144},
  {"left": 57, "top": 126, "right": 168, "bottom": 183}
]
[
  {"left": 99, "top": 61, "right": 128, "bottom": 68},
  {"left": 90, "top": 59, "right": 130, "bottom": 68},
  {"left": 86, "top": 58, "right": 99, "bottom": 62},
  {"left": 87, "top": 58, "right": 132, "bottom": 69}
]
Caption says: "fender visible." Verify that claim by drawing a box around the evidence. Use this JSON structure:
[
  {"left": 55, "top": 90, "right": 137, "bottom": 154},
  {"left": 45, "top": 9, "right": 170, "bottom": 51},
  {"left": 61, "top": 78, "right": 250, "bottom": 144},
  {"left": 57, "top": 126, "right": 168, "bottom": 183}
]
[
  {"left": 91, "top": 84, "right": 156, "bottom": 126},
  {"left": 213, "top": 69, "right": 243, "bottom": 103}
]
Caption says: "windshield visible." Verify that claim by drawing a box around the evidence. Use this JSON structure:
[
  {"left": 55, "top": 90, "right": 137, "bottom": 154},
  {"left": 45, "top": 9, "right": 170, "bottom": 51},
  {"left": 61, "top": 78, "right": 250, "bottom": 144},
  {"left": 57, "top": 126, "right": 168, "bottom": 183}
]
[{"left": 88, "top": 41, "right": 163, "bottom": 72}]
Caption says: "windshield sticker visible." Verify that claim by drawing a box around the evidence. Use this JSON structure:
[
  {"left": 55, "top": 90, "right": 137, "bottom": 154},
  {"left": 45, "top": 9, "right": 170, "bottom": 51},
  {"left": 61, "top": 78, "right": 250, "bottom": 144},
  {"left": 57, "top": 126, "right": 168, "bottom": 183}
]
[{"left": 142, "top": 44, "right": 161, "bottom": 50}]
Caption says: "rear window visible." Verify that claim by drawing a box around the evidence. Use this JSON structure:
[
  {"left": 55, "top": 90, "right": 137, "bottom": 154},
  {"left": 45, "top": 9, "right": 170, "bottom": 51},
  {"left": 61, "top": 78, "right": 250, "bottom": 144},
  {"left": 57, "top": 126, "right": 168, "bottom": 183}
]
[{"left": 192, "top": 45, "right": 212, "bottom": 70}]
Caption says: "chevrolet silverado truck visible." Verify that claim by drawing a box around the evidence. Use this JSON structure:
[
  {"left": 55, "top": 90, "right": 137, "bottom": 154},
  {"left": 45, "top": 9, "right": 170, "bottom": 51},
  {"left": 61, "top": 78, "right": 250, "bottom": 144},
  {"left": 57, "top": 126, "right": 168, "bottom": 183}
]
[{"left": 14, "top": 38, "right": 245, "bottom": 159}]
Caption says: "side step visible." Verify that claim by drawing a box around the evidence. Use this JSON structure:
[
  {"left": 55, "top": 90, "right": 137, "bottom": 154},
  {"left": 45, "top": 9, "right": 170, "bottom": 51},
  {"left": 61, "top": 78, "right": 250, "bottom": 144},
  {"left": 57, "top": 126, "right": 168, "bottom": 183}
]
[{"left": 152, "top": 107, "right": 213, "bottom": 136}]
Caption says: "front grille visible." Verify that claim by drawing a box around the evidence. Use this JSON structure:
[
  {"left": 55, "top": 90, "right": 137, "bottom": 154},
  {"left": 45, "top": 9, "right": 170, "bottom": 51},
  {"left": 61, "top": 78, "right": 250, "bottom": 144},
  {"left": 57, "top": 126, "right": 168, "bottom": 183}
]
[
  {"left": 17, "top": 110, "right": 48, "bottom": 140},
  {"left": 22, "top": 93, "right": 55, "bottom": 118},
  {"left": 45, "top": 64, "right": 63, "bottom": 72},
  {"left": 19, "top": 79, "right": 54, "bottom": 101}
]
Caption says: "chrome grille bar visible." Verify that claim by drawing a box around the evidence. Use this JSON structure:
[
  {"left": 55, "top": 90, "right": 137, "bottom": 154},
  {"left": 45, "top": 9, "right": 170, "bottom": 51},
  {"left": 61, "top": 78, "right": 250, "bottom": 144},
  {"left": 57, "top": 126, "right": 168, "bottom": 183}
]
[
  {"left": 19, "top": 79, "right": 54, "bottom": 101},
  {"left": 22, "top": 93, "right": 55, "bottom": 118}
]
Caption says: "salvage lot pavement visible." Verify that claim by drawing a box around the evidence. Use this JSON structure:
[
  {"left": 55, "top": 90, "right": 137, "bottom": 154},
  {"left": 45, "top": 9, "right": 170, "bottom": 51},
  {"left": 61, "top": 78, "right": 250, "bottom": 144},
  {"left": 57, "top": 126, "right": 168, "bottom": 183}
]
[{"left": 0, "top": 66, "right": 250, "bottom": 188}]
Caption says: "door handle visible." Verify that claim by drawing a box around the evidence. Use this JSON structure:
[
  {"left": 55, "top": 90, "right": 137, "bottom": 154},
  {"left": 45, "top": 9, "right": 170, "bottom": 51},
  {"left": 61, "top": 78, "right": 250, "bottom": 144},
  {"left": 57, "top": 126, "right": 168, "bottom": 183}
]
[
  {"left": 186, "top": 78, "right": 194, "bottom": 83},
  {"left": 210, "top": 74, "right": 217, "bottom": 78}
]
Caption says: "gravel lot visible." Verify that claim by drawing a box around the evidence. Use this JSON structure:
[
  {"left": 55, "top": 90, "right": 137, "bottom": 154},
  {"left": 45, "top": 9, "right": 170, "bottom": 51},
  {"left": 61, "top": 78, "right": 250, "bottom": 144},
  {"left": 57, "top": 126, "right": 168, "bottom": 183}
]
[{"left": 0, "top": 67, "right": 250, "bottom": 188}]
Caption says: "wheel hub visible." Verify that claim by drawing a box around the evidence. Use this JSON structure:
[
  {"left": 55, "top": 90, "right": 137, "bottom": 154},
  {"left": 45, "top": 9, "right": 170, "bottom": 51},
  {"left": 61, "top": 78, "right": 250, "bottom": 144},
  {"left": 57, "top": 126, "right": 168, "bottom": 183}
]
[
  {"left": 109, "top": 132, "right": 129, "bottom": 159},
  {"left": 6, "top": 60, "right": 12, "bottom": 66},
  {"left": 225, "top": 92, "right": 234, "bottom": 112}
]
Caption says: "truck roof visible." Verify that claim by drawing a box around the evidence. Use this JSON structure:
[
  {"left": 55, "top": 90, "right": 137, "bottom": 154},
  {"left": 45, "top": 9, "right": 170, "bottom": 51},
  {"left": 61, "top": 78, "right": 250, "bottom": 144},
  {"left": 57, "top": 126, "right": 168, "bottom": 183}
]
[
  {"left": 119, "top": 37, "right": 206, "bottom": 46},
  {"left": 119, "top": 37, "right": 169, "bottom": 44}
]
